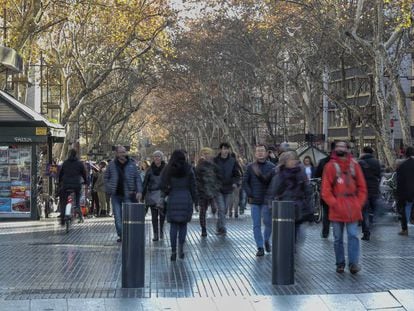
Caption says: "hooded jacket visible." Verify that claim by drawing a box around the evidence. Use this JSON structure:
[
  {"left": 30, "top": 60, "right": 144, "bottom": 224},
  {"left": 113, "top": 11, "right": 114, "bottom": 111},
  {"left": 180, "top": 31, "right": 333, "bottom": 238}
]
[
  {"left": 59, "top": 156, "right": 87, "bottom": 190},
  {"left": 321, "top": 154, "right": 367, "bottom": 223}
]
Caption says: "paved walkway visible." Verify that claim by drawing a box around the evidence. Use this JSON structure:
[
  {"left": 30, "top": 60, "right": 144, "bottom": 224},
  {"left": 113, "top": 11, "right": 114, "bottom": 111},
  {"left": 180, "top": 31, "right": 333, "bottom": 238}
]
[{"left": 0, "top": 210, "right": 413, "bottom": 310}]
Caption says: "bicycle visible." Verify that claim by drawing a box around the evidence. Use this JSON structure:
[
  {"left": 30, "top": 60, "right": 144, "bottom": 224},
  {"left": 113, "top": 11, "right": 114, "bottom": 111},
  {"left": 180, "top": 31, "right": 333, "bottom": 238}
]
[
  {"left": 63, "top": 189, "right": 84, "bottom": 233},
  {"left": 310, "top": 178, "right": 323, "bottom": 223}
]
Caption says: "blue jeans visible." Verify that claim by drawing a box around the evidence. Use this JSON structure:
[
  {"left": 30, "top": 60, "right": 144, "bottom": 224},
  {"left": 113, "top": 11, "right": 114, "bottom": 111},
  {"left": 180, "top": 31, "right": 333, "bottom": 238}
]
[
  {"left": 239, "top": 189, "right": 247, "bottom": 213},
  {"left": 170, "top": 222, "right": 187, "bottom": 252},
  {"left": 405, "top": 202, "right": 413, "bottom": 225},
  {"left": 111, "top": 195, "right": 131, "bottom": 237},
  {"left": 332, "top": 222, "right": 359, "bottom": 267},
  {"left": 215, "top": 192, "right": 233, "bottom": 232},
  {"left": 251, "top": 204, "right": 272, "bottom": 248}
]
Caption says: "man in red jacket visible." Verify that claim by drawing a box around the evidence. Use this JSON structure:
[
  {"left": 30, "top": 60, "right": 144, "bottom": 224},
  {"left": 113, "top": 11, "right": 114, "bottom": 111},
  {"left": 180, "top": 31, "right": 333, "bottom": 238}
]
[{"left": 321, "top": 141, "right": 367, "bottom": 274}]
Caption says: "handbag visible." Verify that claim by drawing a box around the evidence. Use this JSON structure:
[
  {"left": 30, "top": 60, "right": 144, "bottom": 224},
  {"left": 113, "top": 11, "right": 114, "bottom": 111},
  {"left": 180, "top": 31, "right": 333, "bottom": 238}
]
[{"left": 146, "top": 190, "right": 161, "bottom": 206}]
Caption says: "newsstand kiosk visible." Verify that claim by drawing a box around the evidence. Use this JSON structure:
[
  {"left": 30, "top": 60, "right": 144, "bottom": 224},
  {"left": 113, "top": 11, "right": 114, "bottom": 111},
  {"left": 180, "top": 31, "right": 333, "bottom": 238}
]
[{"left": 0, "top": 90, "right": 65, "bottom": 220}]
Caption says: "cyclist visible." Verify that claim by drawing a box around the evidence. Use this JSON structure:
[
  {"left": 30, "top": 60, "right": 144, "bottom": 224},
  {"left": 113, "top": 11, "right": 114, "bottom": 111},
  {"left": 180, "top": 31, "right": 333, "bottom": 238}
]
[{"left": 59, "top": 149, "right": 88, "bottom": 225}]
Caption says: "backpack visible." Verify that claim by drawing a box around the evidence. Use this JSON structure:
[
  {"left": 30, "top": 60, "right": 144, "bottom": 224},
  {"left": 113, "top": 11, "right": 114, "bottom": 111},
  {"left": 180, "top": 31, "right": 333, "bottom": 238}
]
[{"left": 332, "top": 159, "right": 357, "bottom": 186}]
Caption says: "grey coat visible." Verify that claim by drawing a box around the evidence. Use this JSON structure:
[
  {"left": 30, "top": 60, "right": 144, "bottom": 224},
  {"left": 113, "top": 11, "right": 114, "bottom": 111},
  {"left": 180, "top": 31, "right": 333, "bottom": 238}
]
[{"left": 104, "top": 157, "right": 143, "bottom": 197}]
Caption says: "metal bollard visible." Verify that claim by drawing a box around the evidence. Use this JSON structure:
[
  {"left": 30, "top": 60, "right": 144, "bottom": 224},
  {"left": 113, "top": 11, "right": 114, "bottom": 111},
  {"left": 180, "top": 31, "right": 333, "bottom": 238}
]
[
  {"left": 272, "top": 200, "right": 295, "bottom": 285},
  {"left": 122, "top": 202, "right": 145, "bottom": 288}
]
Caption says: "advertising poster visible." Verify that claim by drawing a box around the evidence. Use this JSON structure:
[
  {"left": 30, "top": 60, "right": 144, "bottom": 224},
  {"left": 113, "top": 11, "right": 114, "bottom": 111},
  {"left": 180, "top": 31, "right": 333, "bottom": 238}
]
[
  {"left": 0, "top": 149, "right": 8, "bottom": 164},
  {"left": 0, "top": 198, "right": 11, "bottom": 213},
  {"left": 0, "top": 166, "right": 10, "bottom": 181},
  {"left": 19, "top": 149, "right": 31, "bottom": 165},
  {"left": 9, "top": 165, "right": 20, "bottom": 180},
  {"left": 20, "top": 166, "right": 31, "bottom": 182},
  {"left": 0, "top": 182, "right": 11, "bottom": 197},
  {"left": 8, "top": 149, "right": 19, "bottom": 164},
  {"left": 11, "top": 186, "right": 26, "bottom": 198},
  {"left": 11, "top": 180, "right": 28, "bottom": 187},
  {"left": 11, "top": 198, "right": 30, "bottom": 213}
]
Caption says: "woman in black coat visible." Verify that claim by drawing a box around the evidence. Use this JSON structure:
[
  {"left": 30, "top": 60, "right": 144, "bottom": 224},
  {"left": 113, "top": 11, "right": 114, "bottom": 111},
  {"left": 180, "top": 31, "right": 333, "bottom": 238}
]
[
  {"left": 160, "top": 150, "right": 198, "bottom": 261},
  {"left": 267, "top": 151, "right": 312, "bottom": 242}
]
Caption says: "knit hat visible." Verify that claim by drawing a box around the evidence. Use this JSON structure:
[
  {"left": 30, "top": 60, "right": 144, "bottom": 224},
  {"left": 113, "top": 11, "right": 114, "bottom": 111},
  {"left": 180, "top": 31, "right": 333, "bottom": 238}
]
[{"left": 153, "top": 150, "right": 164, "bottom": 158}]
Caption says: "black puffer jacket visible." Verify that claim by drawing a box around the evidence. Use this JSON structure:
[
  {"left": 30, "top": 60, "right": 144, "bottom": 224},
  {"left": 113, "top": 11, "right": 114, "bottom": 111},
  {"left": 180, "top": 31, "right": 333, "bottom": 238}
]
[
  {"left": 266, "top": 164, "right": 312, "bottom": 222},
  {"left": 195, "top": 159, "right": 222, "bottom": 200},
  {"left": 397, "top": 157, "right": 414, "bottom": 203},
  {"left": 214, "top": 155, "right": 241, "bottom": 194},
  {"left": 160, "top": 162, "right": 197, "bottom": 223},
  {"left": 359, "top": 154, "right": 381, "bottom": 196},
  {"left": 242, "top": 160, "right": 275, "bottom": 205},
  {"left": 59, "top": 156, "right": 87, "bottom": 190}
]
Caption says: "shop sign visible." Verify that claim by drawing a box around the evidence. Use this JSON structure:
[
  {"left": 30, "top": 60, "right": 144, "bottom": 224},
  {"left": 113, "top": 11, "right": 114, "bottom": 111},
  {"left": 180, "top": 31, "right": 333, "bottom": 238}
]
[
  {"left": 35, "top": 127, "right": 47, "bottom": 136},
  {"left": 14, "top": 137, "right": 32, "bottom": 143}
]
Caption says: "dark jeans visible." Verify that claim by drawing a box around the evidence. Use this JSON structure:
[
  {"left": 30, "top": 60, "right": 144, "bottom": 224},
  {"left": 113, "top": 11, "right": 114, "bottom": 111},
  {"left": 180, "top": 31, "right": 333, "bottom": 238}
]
[
  {"left": 400, "top": 201, "right": 414, "bottom": 231},
  {"left": 322, "top": 201, "right": 330, "bottom": 236},
  {"left": 239, "top": 189, "right": 247, "bottom": 213},
  {"left": 150, "top": 205, "right": 165, "bottom": 235},
  {"left": 60, "top": 188, "right": 81, "bottom": 222},
  {"left": 362, "top": 195, "right": 379, "bottom": 235},
  {"left": 199, "top": 198, "right": 217, "bottom": 229},
  {"left": 91, "top": 191, "right": 100, "bottom": 215},
  {"left": 170, "top": 222, "right": 187, "bottom": 252}
]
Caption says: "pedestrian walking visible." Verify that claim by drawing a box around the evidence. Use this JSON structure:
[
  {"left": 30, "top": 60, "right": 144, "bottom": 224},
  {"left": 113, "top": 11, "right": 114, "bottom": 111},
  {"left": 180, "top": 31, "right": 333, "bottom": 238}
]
[
  {"left": 214, "top": 142, "right": 241, "bottom": 235},
  {"left": 195, "top": 147, "right": 221, "bottom": 237},
  {"left": 321, "top": 141, "right": 367, "bottom": 274},
  {"left": 267, "top": 151, "right": 312, "bottom": 245},
  {"left": 229, "top": 153, "right": 243, "bottom": 218},
  {"left": 142, "top": 151, "right": 166, "bottom": 242},
  {"left": 396, "top": 146, "right": 414, "bottom": 236},
  {"left": 242, "top": 144, "right": 275, "bottom": 256},
  {"left": 90, "top": 165, "right": 100, "bottom": 216},
  {"left": 104, "top": 146, "right": 143, "bottom": 242},
  {"left": 314, "top": 142, "right": 336, "bottom": 238},
  {"left": 303, "top": 156, "right": 315, "bottom": 181},
  {"left": 59, "top": 149, "right": 88, "bottom": 225},
  {"left": 93, "top": 161, "right": 108, "bottom": 216},
  {"left": 358, "top": 146, "right": 381, "bottom": 241},
  {"left": 238, "top": 156, "right": 248, "bottom": 215},
  {"left": 139, "top": 160, "right": 151, "bottom": 182},
  {"left": 160, "top": 150, "right": 197, "bottom": 261},
  {"left": 267, "top": 146, "right": 279, "bottom": 165}
]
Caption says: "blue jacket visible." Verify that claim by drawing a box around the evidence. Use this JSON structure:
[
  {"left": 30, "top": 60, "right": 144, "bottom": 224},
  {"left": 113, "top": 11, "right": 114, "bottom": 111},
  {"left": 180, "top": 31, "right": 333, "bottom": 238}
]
[
  {"left": 104, "top": 157, "right": 143, "bottom": 197},
  {"left": 242, "top": 160, "right": 275, "bottom": 205}
]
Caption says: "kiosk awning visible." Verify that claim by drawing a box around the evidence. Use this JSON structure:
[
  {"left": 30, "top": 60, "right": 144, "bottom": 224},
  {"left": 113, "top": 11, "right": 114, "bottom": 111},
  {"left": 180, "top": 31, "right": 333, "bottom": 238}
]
[{"left": 0, "top": 90, "right": 65, "bottom": 143}]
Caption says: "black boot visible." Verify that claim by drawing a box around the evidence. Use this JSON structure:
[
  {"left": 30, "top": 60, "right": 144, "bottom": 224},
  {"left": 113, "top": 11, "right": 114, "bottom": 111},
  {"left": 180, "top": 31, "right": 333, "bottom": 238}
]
[
  {"left": 178, "top": 243, "right": 185, "bottom": 259},
  {"left": 201, "top": 227, "right": 207, "bottom": 237},
  {"left": 152, "top": 231, "right": 159, "bottom": 242},
  {"left": 170, "top": 252, "right": 177, "bottom": 261}
]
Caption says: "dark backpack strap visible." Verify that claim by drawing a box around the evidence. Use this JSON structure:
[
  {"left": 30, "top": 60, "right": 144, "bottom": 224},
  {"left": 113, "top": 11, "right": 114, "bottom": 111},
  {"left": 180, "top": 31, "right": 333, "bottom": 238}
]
[{"left": 251, "top": 162, "right": 269, "bottom": 185}]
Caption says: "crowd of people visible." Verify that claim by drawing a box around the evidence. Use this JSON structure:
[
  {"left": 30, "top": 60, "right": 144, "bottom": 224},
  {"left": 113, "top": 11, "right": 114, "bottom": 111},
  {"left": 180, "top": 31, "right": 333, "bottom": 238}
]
[{"left": 58, "top": 140, "right": 414, "bottom": 271}]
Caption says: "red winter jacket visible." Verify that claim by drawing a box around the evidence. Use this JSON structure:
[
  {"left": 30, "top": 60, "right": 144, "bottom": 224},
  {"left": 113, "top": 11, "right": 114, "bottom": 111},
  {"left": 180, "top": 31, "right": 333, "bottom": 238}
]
[{"left": 321, "top": 154, "right": 367, "bottom": 223}]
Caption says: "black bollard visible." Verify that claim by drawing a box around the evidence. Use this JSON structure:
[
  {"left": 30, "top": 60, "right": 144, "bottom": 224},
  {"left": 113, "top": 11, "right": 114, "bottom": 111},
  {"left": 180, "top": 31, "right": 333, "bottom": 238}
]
[
  {"left": 272, "top": 200, "right": 295, "bottom": 285},
  {"left": 122, "top": 202, "right": 145, "bottom": 288}
]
